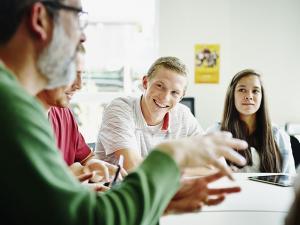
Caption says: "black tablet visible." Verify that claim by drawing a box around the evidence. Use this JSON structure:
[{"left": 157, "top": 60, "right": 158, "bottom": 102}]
[{"left": 248, "top": 175, "right": 294, "bottom": 187}]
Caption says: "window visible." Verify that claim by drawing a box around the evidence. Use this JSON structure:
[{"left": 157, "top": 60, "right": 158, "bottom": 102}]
[{"left": 71, "top": 0, "right": 157, "bottom": 142}]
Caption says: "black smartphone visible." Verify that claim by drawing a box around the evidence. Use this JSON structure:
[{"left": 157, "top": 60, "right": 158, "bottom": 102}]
[{"left": 248, "top": 175, "right": 294, "bottom": 187}]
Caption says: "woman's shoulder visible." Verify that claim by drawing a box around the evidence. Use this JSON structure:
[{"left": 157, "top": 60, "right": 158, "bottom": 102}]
[
  {"left": 271, "top": 124, "right": 291, "bottom": 148},
  {"left": 271, "top": 124, "right": 288, "bottom": 138},
  {"left": 271, "top": 124, "right": 281, "bottom": 132}
]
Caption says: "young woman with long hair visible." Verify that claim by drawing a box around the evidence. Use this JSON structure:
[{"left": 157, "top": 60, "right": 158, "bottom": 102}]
[{"left": 207, "top": 69, "right": 295, "bottom": 173}]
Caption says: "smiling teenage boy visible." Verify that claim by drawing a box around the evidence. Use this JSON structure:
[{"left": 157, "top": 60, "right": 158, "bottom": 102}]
[{"left": 96, "top": 56, "right": 204, "bottom": 170}]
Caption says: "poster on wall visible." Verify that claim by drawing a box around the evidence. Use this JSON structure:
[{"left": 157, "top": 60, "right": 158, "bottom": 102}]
[{"left": 194, "top": 44, "right": 220, "bottom": 84}]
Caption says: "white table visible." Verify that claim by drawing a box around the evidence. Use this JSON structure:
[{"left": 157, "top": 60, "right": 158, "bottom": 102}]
[{"left": 161, "top": 173, "right": 295, "bottom": 225}]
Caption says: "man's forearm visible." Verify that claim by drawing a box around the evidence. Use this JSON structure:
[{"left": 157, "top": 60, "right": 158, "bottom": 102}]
[{"left": 114, "top": 149, "right": 143, "bottom": 171}]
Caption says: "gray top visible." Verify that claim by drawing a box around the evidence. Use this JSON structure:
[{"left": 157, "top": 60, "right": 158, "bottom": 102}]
[{"left": 206, "top": 123, "right": 296, "bottom": 174}]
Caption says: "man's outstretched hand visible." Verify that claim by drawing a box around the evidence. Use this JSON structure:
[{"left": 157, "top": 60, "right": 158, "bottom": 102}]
[{"left": 165, "top": 171, "right": 240, "bottom": 214}]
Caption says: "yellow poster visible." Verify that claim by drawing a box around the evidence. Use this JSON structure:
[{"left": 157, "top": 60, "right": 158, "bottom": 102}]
[{"left": 195, "top": 44, "right": 220, "bottom": 83}]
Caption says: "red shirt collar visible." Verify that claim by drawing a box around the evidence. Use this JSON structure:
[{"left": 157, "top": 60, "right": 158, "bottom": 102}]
[{"left": 161, "top": 112, "right": 169, "bottom": 131}]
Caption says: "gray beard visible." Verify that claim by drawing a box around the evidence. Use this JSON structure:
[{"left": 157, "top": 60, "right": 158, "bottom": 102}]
[{"left": 37, "top": 22, "right": 77, "bottom": 90}]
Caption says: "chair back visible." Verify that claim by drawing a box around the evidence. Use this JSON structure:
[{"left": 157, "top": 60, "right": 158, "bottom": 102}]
[
  {"left": 290, "top": 135, "right": 300, "bottom": 168},
  {"left": 87, "top": 142, "right": 96, "bottom": 152}
]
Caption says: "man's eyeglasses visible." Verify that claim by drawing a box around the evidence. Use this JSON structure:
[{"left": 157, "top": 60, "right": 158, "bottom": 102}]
[{"left": 41, "top": 0, "right": 89, "bottom": 30}]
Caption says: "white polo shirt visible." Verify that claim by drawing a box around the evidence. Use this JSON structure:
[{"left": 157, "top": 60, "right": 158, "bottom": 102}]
[{"left": 95, "top": 96, "right": 203, "bottom": 164}]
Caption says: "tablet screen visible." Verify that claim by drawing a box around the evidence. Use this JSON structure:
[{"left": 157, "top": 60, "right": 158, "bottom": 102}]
[{"left": 248, "top": 175, "right": 294, "bottom": 187}]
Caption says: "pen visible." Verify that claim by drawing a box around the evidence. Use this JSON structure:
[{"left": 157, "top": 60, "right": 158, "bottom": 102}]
[{"left": 110, "top": 155, "right": 124, "bottom": 187}]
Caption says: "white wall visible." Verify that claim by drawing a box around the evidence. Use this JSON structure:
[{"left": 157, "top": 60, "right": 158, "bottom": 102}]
[{"left": 158, "top": 0, "right": 300, "bottom": 129}]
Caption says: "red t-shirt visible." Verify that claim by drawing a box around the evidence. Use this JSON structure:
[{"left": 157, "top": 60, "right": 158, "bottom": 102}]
[{"left": 48, "top": 107, "right": 91, "bottom": 166}]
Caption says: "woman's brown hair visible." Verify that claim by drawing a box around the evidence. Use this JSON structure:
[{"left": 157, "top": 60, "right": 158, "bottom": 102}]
[{"left": 221, "top": 69, "right": 282, "bottom": 172}]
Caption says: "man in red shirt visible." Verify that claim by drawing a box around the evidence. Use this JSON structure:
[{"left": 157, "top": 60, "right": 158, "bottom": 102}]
[{"left": 38, "top": 45, "right": 122, "bottom": 184}]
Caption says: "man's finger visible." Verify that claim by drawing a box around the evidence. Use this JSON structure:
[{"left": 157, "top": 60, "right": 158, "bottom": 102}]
[
  {"left": 106, "top": 163, "right": 118, "bottom": 172},
  {"left": 98, "top": 164, "right": 110, "bottom": 181},
  {"left": 94, "top": 185, "right": 110, "bottom": 192},
  {"left": 78, "top": 173, "right": 93, "bottom": 182},
  {"left": 209, "top": 158, "right": 234, "bottom": 180},
  {"left": 166, "top": 198, "right": 203, "bottom": 213},
  {"left": 213, "top": 136, "right": 248, "bottom": 154},
  {"left": 202, "top": 171, "right": 225, "bottom": 183},
  {"left": 120, "top": 168, "right": 128, "bottom": 177},
  {"left": 218, "top": 145, "right": 246, "bottom": 166},
  {"left": 207, "top": 186, "right": 241, "bottom": 195},
  {"left": 83, "top": 162, "right": 110, "bottom": 181},
  {"left": 205, "top": 195, "right": 225, "bottom": 206},
  {"left": 218, "top": 131, "right": 233, "bottom": 138}
]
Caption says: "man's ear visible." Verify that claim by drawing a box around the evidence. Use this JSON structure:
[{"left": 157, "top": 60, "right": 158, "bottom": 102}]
[
  {"left": 178, "top": 90, "right": 185, "bottom": 102},
  {"left": 28, "top": 2, "right": 52, "bottom": 41},
  {"left": 179, "top": 95, "right": 184, "bottom": 102},
  {"left": 142, "top": 75, "right": 148, "bottom": 90}
]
